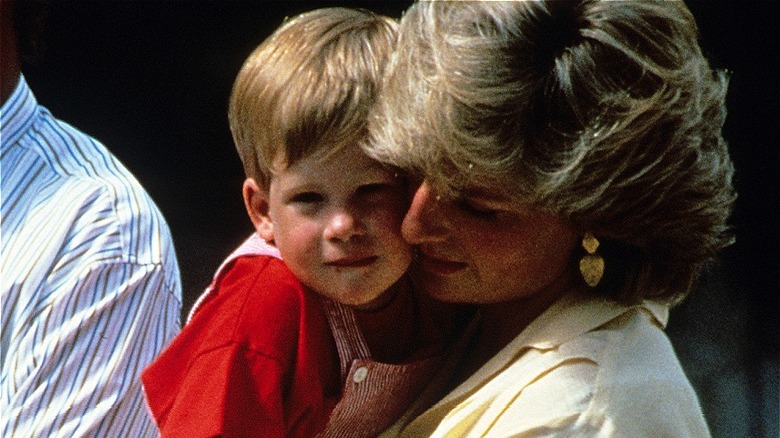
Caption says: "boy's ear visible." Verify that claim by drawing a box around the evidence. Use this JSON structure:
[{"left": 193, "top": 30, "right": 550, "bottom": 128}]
[{"left": 243, "top": 178, "right": 275, "bottom": 242}]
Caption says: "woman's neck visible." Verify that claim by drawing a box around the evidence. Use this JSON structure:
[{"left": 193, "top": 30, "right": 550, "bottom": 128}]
[{"left": 463, "top": 274, "right": 575, "bottom": 378}]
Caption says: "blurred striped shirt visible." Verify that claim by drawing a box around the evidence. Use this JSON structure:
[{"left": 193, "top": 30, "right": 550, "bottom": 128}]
[{"left": 1, "top": 75, "right": 182, "bottom": 437}]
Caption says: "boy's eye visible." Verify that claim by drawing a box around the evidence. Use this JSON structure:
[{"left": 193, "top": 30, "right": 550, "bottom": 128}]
[{"left": 289, "top": 192, "right": 324, "bottom": 204}]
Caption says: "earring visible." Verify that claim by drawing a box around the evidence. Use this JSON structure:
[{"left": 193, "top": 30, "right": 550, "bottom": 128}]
[{"left": 579, "top": 232, "right": 604, "bottom": 287}]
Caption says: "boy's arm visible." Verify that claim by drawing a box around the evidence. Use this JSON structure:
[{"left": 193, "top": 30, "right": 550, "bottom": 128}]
[
  {"left": 143, "top": 256, "right": 333, "bottom": 438},
  {"left": 144, "top": 341, "right": 288, "bottom": 437}
]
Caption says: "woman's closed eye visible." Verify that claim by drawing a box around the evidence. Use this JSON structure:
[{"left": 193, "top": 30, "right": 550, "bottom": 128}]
[{"left": 455, "top": 198, "right": 498, "bottom": 219}]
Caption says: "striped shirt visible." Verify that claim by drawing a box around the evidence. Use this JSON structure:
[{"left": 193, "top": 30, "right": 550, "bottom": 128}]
[{"left": 1, "top": 75, "right": 182, "bottom": 437}]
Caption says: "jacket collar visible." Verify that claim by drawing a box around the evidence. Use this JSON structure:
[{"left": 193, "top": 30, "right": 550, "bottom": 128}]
[{"left": 438, "top": 292, "right": 669, "bottom": 406}]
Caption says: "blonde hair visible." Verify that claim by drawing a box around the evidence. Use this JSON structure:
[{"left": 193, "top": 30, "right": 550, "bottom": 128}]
[
  {"left": 229, "top": 7, "right": 397, "bottom": 187},
  {"left": 368, "top": 0, "right": 735, "bottom": 304}
]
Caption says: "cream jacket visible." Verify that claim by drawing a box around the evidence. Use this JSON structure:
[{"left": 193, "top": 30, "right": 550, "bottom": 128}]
[{"left": 397, "top": 293, "right": 710, "bottom": 437}]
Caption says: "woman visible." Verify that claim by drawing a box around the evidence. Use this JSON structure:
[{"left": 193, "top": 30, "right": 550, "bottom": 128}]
[{"left": 368, "top": 1, "right": 734, "bottom": 436}]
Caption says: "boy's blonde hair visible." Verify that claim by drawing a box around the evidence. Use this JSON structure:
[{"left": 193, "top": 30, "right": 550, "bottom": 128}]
[{"left": 229, "top": 7, "right": 398, "bottom": 187}]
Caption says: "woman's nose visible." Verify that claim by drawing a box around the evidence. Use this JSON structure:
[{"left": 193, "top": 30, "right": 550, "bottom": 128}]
[
  {"left": 402, "top": 180, "right": 448, "bottom": 244},
  {"left": 324, "top": 209, "right": 364, "bottom": 242}
]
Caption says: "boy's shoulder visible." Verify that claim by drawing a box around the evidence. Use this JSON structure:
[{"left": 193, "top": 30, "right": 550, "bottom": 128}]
[
  {"left": 191, "top": 254, "right": 315, "bottom": 334},
  {"left": 217, "top": 254, "right": 300, "bottom": 296},
  {"left": 141, "top": 253, "right": 335, "bottom": 435},
  {"left": 161, "top": 253, "right": 330, "bottom": 373},
  {"left": 187, "top": 234, "right": 281, "bottom": 320}
]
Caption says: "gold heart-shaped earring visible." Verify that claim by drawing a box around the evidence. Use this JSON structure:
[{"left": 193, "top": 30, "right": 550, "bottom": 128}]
[{"left": 579, "top": 232, "right": 604, "bottom": 287}]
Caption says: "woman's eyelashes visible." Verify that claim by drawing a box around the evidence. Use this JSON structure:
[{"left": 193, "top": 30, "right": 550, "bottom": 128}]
[{"left": 455, "top": 198, "right": 498, "bottom": 219}]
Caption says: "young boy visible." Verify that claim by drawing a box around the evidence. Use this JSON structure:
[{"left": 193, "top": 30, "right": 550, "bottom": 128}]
[{"left": 141, "top": 8, "right": 468, "bottom": 437}]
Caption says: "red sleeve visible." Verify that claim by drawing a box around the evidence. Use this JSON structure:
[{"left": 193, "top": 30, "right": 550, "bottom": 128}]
[
  {"left": 148, "top": 343, "right": 287, "bottom": 437},
  {"left": 141, "top": 256, "right": 332, "bottom": 438}
]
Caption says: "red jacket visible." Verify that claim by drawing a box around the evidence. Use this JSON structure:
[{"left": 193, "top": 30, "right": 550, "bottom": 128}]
[{"left": 142, "top": 256, "right": 339, "bottom": 437}]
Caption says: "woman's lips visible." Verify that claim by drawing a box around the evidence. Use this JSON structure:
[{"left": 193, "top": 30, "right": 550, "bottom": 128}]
[{"left": 417, "top": 251, "right": 467, "bottom": 275}]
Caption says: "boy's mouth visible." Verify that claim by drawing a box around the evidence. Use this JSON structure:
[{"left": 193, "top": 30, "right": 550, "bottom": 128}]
[{"left": 326, "top": 256, "right": 378, "bottom": 268}]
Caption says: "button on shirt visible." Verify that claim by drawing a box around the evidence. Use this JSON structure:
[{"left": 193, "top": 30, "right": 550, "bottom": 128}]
[{"left": 1, "top": 76, "right": 182, "bottom": 437}]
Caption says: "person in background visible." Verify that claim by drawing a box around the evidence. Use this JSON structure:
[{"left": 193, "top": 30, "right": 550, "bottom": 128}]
[
  {"left": 142, "top": 8, "right": 468, "bottom": 437},
  {"left": 1, "top": 0, "right": 182, "bottom": 436},
  {"left": 368, "top": 1, "right": 735, "bottom": 436}
]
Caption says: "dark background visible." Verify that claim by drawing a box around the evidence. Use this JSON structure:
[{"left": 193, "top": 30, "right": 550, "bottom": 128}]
[{"left": 19, "top": 1, "right": 778, "bottom": 436}]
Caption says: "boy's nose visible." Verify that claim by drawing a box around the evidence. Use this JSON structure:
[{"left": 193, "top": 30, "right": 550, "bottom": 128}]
[
  {"left": 324, "top": 210, "right": 365, "bottom": 242},
  {"left": 402, "top": 180, "right": 448, "bottom": 244}
]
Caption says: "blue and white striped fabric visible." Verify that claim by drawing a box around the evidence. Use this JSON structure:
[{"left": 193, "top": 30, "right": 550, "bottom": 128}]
[{"left": 1, "top": 75, "right": 182, "bottom": 437}]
